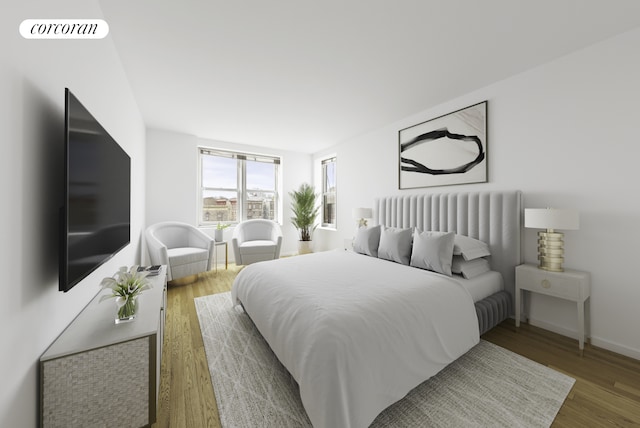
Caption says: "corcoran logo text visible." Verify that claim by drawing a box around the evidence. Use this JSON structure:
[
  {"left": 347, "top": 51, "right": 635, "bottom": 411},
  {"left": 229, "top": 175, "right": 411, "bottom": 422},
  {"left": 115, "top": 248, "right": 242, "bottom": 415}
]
[{"left": 20, "top": 19, "right": 109, "bottom": 39}]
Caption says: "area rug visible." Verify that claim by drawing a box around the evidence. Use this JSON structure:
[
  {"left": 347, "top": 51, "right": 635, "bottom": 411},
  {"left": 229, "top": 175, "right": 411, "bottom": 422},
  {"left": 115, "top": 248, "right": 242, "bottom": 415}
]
[{"left": 195, "top": 292, "right": 575, "bottom": 428}]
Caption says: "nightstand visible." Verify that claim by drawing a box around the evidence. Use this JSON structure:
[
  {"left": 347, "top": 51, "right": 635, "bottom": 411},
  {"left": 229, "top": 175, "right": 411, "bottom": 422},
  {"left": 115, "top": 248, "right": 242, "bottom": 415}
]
[{"left": 515, "top": 264, "right": 591, "bottom": 354}]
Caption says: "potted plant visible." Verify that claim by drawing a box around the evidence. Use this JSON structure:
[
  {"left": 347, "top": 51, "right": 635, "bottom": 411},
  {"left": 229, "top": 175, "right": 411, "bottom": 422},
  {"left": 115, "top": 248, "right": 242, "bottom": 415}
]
[
  {"left": 289, "top": 183, "right": 319, "bottom": 254},
  {"left": 215, "top": 222, "right": 229, "bottom": 242}
]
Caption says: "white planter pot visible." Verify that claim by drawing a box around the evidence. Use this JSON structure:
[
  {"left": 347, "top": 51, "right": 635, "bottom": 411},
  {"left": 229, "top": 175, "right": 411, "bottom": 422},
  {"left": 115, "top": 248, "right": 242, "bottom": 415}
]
[
  {"left": 298, "top": 240, "right": 313, "bottom": 255},
  {"left": 214, "top": 229, "right": 223, "bottom": 242}
]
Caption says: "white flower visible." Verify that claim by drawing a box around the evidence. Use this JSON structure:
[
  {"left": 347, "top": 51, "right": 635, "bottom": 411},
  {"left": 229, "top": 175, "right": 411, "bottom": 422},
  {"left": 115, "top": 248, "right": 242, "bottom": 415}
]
[{"left": 99, "top": 265, "right": 153, "bottom": 304}]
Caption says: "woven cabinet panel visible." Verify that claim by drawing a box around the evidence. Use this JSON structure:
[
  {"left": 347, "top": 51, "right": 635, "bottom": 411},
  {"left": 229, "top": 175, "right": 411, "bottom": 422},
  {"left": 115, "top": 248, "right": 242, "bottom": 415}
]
[{"left": 42, "top": 337, "right": 150, "bottom": 428}]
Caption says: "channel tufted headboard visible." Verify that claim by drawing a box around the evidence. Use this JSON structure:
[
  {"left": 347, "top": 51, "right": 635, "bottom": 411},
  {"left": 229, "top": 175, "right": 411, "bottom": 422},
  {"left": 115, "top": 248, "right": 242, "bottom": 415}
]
[{"left": 374, "top": 191, "right": 522, "bottom": 313}]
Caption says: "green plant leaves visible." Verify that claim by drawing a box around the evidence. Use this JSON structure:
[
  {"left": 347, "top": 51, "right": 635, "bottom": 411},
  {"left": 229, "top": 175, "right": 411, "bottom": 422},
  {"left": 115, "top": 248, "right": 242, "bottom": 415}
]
[{"left": 289, "top": 183, "right": 319, "bottom": 241}]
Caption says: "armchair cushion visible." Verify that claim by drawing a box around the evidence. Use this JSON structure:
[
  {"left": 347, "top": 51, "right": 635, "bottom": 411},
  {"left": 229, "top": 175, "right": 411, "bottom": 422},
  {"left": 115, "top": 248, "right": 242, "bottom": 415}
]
[
  {"left": 239, "top": 240, "right": 278, "bottom": 254},
  {"left": 167, "top": 247, "right": 210, "bottom": 265}
]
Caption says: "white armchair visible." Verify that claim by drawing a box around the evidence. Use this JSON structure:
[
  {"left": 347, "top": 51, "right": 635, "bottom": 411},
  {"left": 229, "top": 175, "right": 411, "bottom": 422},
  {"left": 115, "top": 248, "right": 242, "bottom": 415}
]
[
  {"left": 145, "top": 221, "right": 215, "bottom": 281},
  {"left": 232, "top": 219, "right": 283, "bottom": 265}
]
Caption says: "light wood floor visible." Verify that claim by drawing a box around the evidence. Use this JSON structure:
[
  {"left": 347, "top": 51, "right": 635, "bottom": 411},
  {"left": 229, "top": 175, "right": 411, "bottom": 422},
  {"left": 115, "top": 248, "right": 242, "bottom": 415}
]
[{"left": 153, "top": 266, "right": 640, "bottom": 428}]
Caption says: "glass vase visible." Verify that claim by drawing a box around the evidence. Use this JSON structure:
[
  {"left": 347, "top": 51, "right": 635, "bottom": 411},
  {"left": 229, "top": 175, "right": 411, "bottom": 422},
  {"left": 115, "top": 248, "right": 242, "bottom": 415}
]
[{"left": 115, "top": 296, "right": 139, "bottom": 324}]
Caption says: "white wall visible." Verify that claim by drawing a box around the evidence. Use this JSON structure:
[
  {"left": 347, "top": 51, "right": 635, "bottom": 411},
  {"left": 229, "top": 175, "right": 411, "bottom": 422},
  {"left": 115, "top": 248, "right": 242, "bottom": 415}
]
[
  {"left": 0, "top": 2, "right": 146, "bottom": 426},
  {"left": 145, "top": 128, "right": 312, "bottom": 261},
  {"left": 314, "top": 28, "right": 640, "bottom": 359}
]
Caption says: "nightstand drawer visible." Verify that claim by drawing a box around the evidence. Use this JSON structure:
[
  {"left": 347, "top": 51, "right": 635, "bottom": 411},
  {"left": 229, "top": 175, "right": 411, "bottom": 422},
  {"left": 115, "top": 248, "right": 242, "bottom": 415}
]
[{"left": 517, "top": 268, "right": 582, "bottom": 300}]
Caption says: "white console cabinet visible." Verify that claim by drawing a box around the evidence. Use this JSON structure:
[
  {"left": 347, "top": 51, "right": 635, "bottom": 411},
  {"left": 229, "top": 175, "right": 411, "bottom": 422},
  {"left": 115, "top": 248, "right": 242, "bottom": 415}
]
[{"left": 40, "top": 266, "right": 167, "bottom": 428}]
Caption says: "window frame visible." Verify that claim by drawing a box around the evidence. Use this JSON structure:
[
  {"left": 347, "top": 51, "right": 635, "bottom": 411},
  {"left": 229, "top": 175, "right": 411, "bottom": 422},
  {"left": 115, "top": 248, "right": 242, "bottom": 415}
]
[
  {"left": 198, "top": 148, "right": 281, "bottom": 226},
  {"left": 321, "top": 156, "right": 337, "bottom": 229}
]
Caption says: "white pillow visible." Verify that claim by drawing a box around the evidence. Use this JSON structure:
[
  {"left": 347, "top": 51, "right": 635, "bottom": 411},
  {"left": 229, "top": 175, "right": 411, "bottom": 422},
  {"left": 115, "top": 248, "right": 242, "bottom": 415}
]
[
  {"left": 377, "top": 226, "right": 413, "bottom": 265},
  {"left": 451, "top": 256, "right": 491, "bottom": 279},
  {"left": 353, "top": 225, "right": 381, "bottom": 257},
  {"left": 410, "top": 231, "right": 455, "bottom": 276},
  {"left": 453, "top": 234, "right": 491, "bottom": 261}
]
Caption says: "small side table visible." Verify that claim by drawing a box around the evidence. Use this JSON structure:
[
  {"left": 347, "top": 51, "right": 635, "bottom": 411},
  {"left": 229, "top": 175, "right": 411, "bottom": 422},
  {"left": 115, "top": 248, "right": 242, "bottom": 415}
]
[
  {"left": 214, "top": 241, "right": 228, "bottom": 271},
  {"left": 515, "top": 263, "right": 591, "bottom": 354}
]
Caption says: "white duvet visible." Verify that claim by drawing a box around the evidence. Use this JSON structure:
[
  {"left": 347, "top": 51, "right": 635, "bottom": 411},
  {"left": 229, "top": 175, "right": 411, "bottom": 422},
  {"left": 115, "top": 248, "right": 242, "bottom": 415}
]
[{"left": 231, "top": 250, "right": 479, "bottom": 428}]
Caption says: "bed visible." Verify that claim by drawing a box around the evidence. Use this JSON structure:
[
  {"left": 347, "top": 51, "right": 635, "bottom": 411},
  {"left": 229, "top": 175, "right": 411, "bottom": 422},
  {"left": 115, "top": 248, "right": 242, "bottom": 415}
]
[{"left": 231, "top": 191, "right": 522, "bottom": 428}]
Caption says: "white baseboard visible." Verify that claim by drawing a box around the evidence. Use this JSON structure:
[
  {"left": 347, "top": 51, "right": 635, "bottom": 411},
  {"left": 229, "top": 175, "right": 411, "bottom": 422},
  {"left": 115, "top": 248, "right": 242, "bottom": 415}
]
[
  {"left": 589, "top": 337, "right": 640, "bottom": 361},
  {"left": 527, "top": 318, "right": 578, "bottom": 341},
  {"left": 528, "top": 317, "right": 640, "bottom": 361}
]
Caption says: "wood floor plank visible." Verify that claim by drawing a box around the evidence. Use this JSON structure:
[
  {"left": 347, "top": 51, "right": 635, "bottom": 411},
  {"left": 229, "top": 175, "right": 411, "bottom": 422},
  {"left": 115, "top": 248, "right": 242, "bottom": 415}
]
[
  {"left": 193, "top": 344, "right": 220, "bottom": 425},
  {"left": 169, "top": 314, "right": 189, "bottom": 428},
  {"left": 182, "top": 340, "right": 200, "bottom": 428},
  {"left": 550, "top": 365, "right": 640, "bottom": 426},
  {"left": 615, "top": 381, "right": 640, "bottom": 400},
  {"left": 153, "top": 265, "right": 640, "bottom": 427}
]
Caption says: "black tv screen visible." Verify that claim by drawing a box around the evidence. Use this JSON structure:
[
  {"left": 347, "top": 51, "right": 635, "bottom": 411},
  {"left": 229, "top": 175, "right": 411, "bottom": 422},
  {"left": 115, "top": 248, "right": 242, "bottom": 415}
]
[{"left": 59, "top": 88, "right": 131, "bottom": 292}]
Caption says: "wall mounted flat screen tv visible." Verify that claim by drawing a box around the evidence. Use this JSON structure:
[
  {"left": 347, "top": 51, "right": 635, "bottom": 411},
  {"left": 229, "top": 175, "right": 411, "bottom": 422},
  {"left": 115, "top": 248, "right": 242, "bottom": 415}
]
[{"left": 59, "top": 88, "right": 131, "bottom": 292}]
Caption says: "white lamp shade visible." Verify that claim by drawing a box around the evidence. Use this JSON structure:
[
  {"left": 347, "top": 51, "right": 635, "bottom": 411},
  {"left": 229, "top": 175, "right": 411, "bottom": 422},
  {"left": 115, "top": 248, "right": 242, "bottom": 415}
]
[
  {"left": 524, "top": 208, "right": 579, "bottom": 230},
  {"left": 352, "top": 207, "right": 372, "bottom": 219}
]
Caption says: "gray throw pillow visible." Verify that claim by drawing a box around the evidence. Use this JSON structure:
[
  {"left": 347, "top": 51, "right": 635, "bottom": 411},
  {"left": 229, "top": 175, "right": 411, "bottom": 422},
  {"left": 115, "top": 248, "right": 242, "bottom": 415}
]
[
  {"left": 353, "top": 225, "right": 381, "bottom": 257},
  {"left": 377, "top": 226, "right": 413, "bottom": 265},
  {"left": 410, "top": 231, "right": 455, "bottom": 276}
]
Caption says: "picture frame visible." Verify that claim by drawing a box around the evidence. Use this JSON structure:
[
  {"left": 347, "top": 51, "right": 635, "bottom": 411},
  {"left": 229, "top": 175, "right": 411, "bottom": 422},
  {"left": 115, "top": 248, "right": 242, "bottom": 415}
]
[{"left": 398, "top": 101, "right": 487, "bottom": 189}]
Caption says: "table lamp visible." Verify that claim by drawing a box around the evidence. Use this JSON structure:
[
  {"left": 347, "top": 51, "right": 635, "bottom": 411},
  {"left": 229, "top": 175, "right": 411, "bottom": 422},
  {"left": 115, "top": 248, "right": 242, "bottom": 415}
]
[
  {"left": 524, "top": 208, "right": 579, "bottom": 272},
  {"left": 352, "top": 207, "right": 372, "bottom": 228}
]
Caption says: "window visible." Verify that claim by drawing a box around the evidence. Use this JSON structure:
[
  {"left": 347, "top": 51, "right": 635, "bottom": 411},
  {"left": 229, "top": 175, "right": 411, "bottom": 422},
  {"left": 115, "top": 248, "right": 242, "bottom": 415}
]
[
  {"left": 321, "top": 157, "right": 337, "bottom": 228},
  {"left": 199, "top": 148, "right": 280, "bottom": 225}
]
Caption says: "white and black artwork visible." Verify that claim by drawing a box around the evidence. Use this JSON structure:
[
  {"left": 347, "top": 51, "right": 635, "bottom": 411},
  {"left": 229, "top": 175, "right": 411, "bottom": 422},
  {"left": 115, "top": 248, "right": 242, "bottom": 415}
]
[{"left": 399, "top": 101, "right": 487, "bottom": 189}]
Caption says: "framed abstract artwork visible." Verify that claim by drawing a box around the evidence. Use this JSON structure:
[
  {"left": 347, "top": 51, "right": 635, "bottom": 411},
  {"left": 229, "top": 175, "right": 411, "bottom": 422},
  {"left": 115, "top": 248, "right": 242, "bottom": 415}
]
[{"left": 398, "top": 101, "right": 487, "bottom": 189}]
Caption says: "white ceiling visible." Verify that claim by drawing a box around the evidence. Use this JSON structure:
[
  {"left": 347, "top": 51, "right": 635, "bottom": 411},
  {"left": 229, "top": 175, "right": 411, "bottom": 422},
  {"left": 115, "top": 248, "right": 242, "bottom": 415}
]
[{"left": 99, "top": 0, "right": 640, "bottom": 154}]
